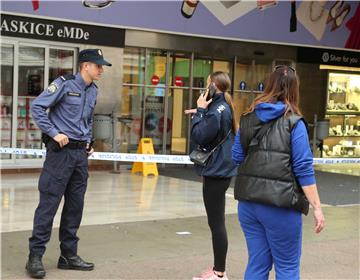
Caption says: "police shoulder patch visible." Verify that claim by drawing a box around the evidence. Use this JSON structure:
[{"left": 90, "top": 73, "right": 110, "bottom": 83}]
[{"left": 47, "top": 83, "right": 58, "bottom": 94}]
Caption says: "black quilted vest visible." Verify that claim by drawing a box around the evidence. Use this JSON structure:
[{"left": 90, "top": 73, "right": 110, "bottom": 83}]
[{"left": 234, "top": 111, "right": 309, "bottom": 215}]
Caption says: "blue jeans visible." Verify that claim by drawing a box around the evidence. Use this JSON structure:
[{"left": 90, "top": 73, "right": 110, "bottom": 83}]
[{"left": 238, "top": 201, "right": 302, "bottom": 280}]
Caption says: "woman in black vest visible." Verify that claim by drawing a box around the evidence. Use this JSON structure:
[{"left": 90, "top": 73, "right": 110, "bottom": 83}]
[
  {"left": 232, "top": 65, "right": 325, "bottom": 280},
  {"left": 186, "top": 71, "right": 237, "bottom": 280}
]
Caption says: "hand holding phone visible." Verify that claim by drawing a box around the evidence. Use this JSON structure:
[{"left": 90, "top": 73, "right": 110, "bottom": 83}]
[
  {"left": 207, "top": 83, "right": 217, "bottom": 101},
  {"left": 197, "top": 86, "right": 214, "bottom": 109}
]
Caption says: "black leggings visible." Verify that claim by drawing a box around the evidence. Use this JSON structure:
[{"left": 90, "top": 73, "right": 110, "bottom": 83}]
[{"left": 203, "top": 176, "right": 231, "bottom": 273}]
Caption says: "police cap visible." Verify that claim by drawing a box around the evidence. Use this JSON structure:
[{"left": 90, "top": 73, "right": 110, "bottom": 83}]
[{"left": 79, "top": 49, "right": 112, "bottom": 66}]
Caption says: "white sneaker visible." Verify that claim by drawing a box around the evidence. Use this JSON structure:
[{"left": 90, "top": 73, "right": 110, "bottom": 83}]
[{"left": 193, "top": 267, "right": 229, "bottom": 280}]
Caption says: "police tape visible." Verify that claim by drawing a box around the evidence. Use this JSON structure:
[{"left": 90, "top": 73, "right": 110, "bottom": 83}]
[
  {"left": 0, "top": 147, "right": 193, "bottom": 164},
  {"left": 0, "top": 147, "right": 360, "bottom": 165}
]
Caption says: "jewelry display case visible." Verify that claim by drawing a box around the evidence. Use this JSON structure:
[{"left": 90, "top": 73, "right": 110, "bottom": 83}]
[{"left": 323, "top": 72, "right": 360, "bottom": 157}]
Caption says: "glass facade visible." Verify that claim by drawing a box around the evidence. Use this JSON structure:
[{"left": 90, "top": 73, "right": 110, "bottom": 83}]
[
  {"left": 120, "top": 47, "right": 280, "bottom": 156},
  {"left": 0, "top": 44, "right": 14, "bottom": 159},
  {"left": 0, "top": 40, "right": 76, "bottom": 164}
]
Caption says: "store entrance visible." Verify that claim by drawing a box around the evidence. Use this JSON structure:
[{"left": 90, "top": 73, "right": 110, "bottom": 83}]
[
  {"left": 121, "top": 48, "right": 233, "bottom": 155},
  {"left": 142, "top": 50, "right": 192, "bottom": 155}
]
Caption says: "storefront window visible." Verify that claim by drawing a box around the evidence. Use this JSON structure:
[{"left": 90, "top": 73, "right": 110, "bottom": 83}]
[
  {"left": 49, "top": 49, "right": 74, "bottom": 83},
  {"left": 17, "top": 46, "right": 45, "bottom": 158},
  {"left": 254, "top": 63, "right": 272, "bottom": 92},
  {"left": 233, "top": 62, "right": 253, "bottom": 121},
  {"left": 324, "top": 72, "right": 360, "bottom": 158},
  {"left": 0, "top": 44, "right": 14, "bottom": 159}
]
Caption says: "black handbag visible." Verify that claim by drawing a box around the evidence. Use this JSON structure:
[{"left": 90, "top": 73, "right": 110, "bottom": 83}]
[{"left": 189, "top": 130, "right": 231, "bottom": 166}]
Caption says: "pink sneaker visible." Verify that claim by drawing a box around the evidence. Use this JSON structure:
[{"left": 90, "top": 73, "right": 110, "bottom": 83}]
[{"left": 192, "top": 267, "right": 229, "bottom": 280}]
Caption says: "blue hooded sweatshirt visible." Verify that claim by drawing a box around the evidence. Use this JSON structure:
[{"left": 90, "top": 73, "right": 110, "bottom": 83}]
[{"left": 232, "top": 101, "right": 315, "bottom": 187}]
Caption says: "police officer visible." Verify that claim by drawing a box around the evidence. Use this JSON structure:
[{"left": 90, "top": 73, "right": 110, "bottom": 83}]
[{"left": 26, "top": 49, "right": 111, "bottom": 279}]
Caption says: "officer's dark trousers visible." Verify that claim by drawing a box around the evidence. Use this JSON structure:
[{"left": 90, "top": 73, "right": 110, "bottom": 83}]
[{"left": 29, "top": 143, "right": 88, "bottom": 257}]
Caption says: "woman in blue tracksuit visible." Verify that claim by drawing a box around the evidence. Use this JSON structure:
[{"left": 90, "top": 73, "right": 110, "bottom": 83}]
[
  {"left": 187, "top": 71, "right": 237, "bottom": 280},
  {"left": 232, "top": 65, "right": 325, "bottom": 280}
]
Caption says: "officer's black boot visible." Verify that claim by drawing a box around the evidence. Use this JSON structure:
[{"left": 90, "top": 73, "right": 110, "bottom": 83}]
[
  {"left": 26, "top": 255, "right": 46, "bottom": 279},
  {"left": 57, "top": 255, "right": 94, "bottom": 271}
]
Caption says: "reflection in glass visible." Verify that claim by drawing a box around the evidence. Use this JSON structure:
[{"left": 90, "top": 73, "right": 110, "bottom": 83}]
[
  {"left": 144, "top": 50, "right": 167, "bottom": 152},
  {"left": 120, "top": 48, "right": 145, "bottom": 153},
  {"left": 192, "top": 59, "right": 212, "bottom": 108},
  {"left": 169, "top": 54, "right": 191, "bottom": 154},
  {"left": 0, "top": 44, "right": 14, "bottom": 159},
  {"left": 49, "top": 49, "right": 74, "bottom": 84},
  {"left": 17, "top": 46, "right": 45, "bottom": 158}
]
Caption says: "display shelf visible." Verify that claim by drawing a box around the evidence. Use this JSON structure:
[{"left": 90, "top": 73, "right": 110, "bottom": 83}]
[
  {"left": 326, "top": 111, "right": 360, "bottom": 115},
  {"left": 327, "top": 135, "right": 360, "bottom": 138},
  {"left": 323, "top": 72, "right": 360, "bottom": 158}
]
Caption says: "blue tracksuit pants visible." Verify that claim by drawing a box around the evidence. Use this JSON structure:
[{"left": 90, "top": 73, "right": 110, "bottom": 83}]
[{"left": 238, "top": 201, "right": 302, "bottom": 280}]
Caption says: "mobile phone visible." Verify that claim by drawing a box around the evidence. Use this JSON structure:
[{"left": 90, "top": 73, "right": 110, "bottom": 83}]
[{"left": 207, "top": 84, "right": 217, "bottom": 101}]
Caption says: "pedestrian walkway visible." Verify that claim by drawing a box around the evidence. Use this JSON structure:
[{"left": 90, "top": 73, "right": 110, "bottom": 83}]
[{"left": 1, "top": 170, "right": 359, "bottom": 279}]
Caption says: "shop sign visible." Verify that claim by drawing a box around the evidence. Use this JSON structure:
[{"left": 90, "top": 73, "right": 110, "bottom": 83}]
[
  {"left": 239, "top": 81, "right": 246, "bottom": 90},
  {"left": 297, "top": 47, "right": 360, "bottom": 68},
  {"left": 175, "top": 76, "right": 183, "bottom": 87},
  {"left": 151, "top": 75, "right": 160, "bottom": 85},
  {"left": 0, "top": 13, "right": 125, "bottom": 48}
]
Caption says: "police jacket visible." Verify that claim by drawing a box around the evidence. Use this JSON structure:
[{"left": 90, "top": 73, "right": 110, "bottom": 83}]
[
  {"left": 31, "top": 73, "right": 97, "bottom": 143},
  {"left": 191, "top": 93, "right": 237, "bottom": 178},
  {"left": 234, "top": 111, "right": 309, "bottom": 214}
]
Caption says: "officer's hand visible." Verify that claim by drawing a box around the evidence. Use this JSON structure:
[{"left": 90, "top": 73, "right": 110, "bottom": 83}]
[
  {"left": 86, "top": 144, "right": 94, "bottom": 157},
  {"left": 53, "top": 134, "right": 69, "bottom": 148}
]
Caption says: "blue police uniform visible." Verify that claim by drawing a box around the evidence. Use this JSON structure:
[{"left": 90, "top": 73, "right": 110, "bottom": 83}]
[
  {"left": 25, "top": 48, "right": 111, "bottom": 279},
  {"left": 29, "top": 72, "right": 98, "bottom": 257}
]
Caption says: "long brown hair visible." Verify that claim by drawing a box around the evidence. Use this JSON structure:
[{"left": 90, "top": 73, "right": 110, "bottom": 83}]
[
  {"left": 210, "top": 71, "right": 239, "bottom": 133},
  {"left": 245, "top": 65, "right": 302, "bottom": 116}
]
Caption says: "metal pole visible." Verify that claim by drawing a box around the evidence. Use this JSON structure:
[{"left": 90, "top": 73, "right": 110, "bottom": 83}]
[
  {"left": 112, "top": 110, "right": 120, "bottom": 173},
  {"left": 187, "top": 52, "right": 194, "bottom": 155},
  {"left": 162, "top": 51, "right": 171, "bottom": 168},
  {"left": 312, "top": 114, "right": 318, "bottom": 156}
]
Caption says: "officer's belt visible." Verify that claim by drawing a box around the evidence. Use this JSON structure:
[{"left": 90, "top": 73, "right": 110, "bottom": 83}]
[
  {"left": 49, "top": 138, "right": 87, "bottom": 149},
  {"left": 66, "top": 139, "right": 87, "bottom": 149}
]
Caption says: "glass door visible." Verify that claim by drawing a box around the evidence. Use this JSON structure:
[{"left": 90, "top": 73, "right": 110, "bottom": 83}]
[
  {"left": 143, "top": 49, "right": 168, "bottom": 153},
  {"left": 121, "top": 47, "right": 145, "bottom": 153},
  {"left": 192, "top": 58, "right": 212, "bottom": 109},
  {"left": 168, "top": 52, "right": 191, "bottom": 154}
]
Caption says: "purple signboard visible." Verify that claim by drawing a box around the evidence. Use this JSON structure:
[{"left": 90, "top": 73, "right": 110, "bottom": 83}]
[{"left": 1, "top": 0, "right": 359, "bottom": 50}]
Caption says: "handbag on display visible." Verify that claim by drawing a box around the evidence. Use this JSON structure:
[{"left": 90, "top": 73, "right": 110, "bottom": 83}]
[{"left": 189, "top": 130, "right": 231, "bottom": 166}]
